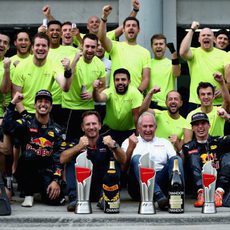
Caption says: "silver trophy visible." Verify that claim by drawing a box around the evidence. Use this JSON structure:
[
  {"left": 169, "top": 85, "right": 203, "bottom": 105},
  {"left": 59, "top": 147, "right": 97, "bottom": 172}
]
[
  {"left": 75, "top": 151, "right": 93, "bottom": 214},
  {"left": 202, "top": 161, "right": 217, "bottom": 214},
  {"left": 138, "top": 152, "right": 156, "bottom": 214}
]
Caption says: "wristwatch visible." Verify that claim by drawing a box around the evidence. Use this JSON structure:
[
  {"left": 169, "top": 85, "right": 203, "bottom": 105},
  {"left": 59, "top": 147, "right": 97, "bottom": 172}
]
[{"left": 111, "top": 142, "right": 119, "bottom": 150}]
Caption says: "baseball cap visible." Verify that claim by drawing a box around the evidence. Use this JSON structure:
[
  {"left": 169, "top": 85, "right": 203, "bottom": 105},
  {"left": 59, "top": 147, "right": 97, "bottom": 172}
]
[
  {"left": 35, "top": 90, "right": 52, "bottom": 104},
  {"left": 190, "top": 112, "right": 209, "bottom": 125}
]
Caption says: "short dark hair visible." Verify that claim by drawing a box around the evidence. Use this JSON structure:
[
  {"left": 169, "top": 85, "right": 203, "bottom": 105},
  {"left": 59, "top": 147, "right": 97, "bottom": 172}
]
[
  {"left": 197, "top": 82, "right": 215, "bottom": 96},
  {"left": 123, "top": 17, "right": 140, "bottom": 29},
  {"left": 113, "top": 68, "right": 130, "bottom": 80},
  {"left": 215, "top": 29, "right": 230, "bottom": 40},
  {"left": 62, "top": 21, "right": 72, "bottom": 28},
  {"left": 47, "top": 20, "right": 62, "bottom": 29},
  {"left": 14, "top": 30, "right": 30, "bottom": 42},
  {"left": 32, "top": 33, "right": 50, "bottom": 47},
  {"left": 81, "top": 110, "right": 101, "bottom": 123},
  {"left": 0, "top": 32, "right": 10, "bottom": 44},
  {"left": 150, "top": 34, "right": 167, "bottom": 45},
  {"left": 82, "top": 33, "right": 98, "bottom": 44}
]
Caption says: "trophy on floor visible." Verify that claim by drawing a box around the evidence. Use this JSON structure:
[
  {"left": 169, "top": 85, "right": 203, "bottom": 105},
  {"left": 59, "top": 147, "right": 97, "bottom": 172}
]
[
  {"left": 138, "top": 152, "right": 156, "bottom": 214},
  {"left": 75, "top": 151, "right": 93, "bottom": 214},
  {"left": 202, "top": 161, "right": 217, "bottom": 214}
]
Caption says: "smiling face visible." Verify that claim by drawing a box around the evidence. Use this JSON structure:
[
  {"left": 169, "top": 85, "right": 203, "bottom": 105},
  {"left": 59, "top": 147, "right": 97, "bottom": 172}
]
[
  {"left": 215, "top": 33, "right": 229, "bottom": 50},
  {"left": 81, "top": 114, "right": 101, "bottom": 139},
  {"left": 166, "top": 91, "right": 183, "bottom": 115},
  {"left": 61, "top": 24, "right": 72, "bottom": 45},
  {"left": 192, "top": 120, "right": 210, "bottom": 141},
  {"left": 32, "top": 37, "right": 49, "bottom": 61},
  {"left": 47, "top": 24, "right": 62, "bottom": 46},
  {"left": 114, "top": 73, "right": 130, "bottom": 94},
  {"left": 87, "top": 16, "right": 100, "bottom": 34},
  {"left": 14, "top": 32, "right": 31, "bottom": 56},
  {"left": 34, "top": 98, "right": 52, "bottom": 116},
  {"left": 96, "top": 42, "right": 105, "bottom": 59},
  {"left": 138, "top": 113, "right": 157, "bottom": 142},
  {"left": 82, "top": 37, "right": 97, "bottom": 62},
  {"left": 198, "top": 87, "right": 214, "bottom": 107},
  {"left": 199, "top": 28, "right": 214, "bottom": 51},
  {"left": 152, "top": 38, "right": 166, "bottom": 59},
  {"left": 0, "top": 34, "right": 10, "bottom": 60}
]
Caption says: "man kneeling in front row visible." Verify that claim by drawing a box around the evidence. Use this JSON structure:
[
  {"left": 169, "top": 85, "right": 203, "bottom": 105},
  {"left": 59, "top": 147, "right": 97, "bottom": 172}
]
[
  {"left": 121, "top": 111, "right": 184, "bottom": 210},
  {"left": 60, "top": 111, "right": 126, "bottom": 211},
  {"left": 3, "top": 90, "right": 66, "bottom": 207},
  {"left": 181, "top": 112, "right": 230, "bottom": 207}
]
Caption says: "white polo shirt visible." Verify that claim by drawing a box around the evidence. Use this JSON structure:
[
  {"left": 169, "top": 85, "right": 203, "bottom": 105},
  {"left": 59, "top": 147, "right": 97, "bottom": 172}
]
[{"left": 122, "top": 136, "right": 176, "bottom": 171}]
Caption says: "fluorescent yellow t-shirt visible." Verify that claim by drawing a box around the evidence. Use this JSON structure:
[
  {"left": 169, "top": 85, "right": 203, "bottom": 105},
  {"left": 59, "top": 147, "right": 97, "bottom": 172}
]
[
  {"left": 62, "top": 56, "right": 105, "bottom": 110},
  {"left": 73, "top": 30, "right": 116, "bottom": 58},
  {"left": 10, "top": 54, "right": 32, "bottom": 67},
  {"left": 103, "top": 85, "right": 143, "bottom": 131},
  {"left": 48, "top": 45, "right": 79, "bottom": 104},
  {"left": 109, "top": 41, "right": 151, "bottom": 89},
  {"left": 148, "top": 58, "right": 176, "bottom": 107},
  {"left": 154, "top": 110, "right": 190, "bottom": 140},
  {"left": 186, "top": 106, "right": 225, "bottom": 136},
  {"left": 0, "top": 59, "right": 15, "bottom": 117},
  {"left": 13, "top": 57, "right": 63, "bottom": 113},
  {"left": 188, "top": 47, "right": 227, "bottom": 105}
]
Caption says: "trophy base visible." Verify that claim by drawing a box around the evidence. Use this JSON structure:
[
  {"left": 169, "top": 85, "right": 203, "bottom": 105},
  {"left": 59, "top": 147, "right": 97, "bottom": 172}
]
[
  {"left": 75, "top": 201, "right": 92, "bottom": 214},
  {"left": 138, "top": 201, "right": 156, "bottom": 214},
  {"left": 202, "top": 202, "right": 217, "bottom": 214}
]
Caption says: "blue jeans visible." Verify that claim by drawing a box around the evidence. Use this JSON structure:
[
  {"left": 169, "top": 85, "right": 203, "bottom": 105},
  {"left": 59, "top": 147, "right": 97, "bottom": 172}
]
[{"left": 128, "top": 155, "right": 184, "bottom": 201}]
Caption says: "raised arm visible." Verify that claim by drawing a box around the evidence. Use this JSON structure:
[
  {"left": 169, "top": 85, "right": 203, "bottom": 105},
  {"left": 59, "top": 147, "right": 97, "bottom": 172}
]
[
  {"left": 60, "top": 136, "right": 89, "bottom": 164},
  {"left": 56, "top": 58, "right": 73, "bottom": 92},
  {"left": 97, "top": 5, "right": 113, "bottom": 52},
  {"left": 1, "top": 58, "right": 11, "bottom": 94},
  {"left": 138, "top": 67, "right": 150, "bottom": 93},
  {"left": 217, "top": 108, "right": 230, "bottom": 120},
  {"left": 122, "top": 133, "right": 138, "bottom": 171},
  {"left": 92, "top": 79, "right": 107, "bottom": 102},
  {"left": 12, "top": 84, "right": 26, "bottom": 113},
  {"left": 103, "top": 135, "right": 126, "bottom": 164},
  {"left": 139, "top": 86, "right": 160, "bottom": 115},
  {"left": 2, "top": 92, "right": 26, "bottom": 135},
  {"left": 113, "top": 0, "right": 140, "bottom": 38},
  {"left": 42, "top": 5, "right": 55, "bottom": 21},
  {"left": 167, "top": 42, "right": 181, "bottom": 77},
  {"left": 179, "top": 21, "right": 199, "bottom": 60},
  {"left": 213, "top": 72, "right": 230, "bottom": 113}
]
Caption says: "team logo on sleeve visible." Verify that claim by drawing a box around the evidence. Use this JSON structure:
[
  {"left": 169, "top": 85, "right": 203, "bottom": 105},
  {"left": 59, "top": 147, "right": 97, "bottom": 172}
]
[
  {"left": 16, "top": 119, "right": 23, "bottom": 124},
  {"left": 210, "top": 145, "right": 217, "bottom": 150},
  {"left": 48, "top": 131, "right": 54, "bottom": 137}
]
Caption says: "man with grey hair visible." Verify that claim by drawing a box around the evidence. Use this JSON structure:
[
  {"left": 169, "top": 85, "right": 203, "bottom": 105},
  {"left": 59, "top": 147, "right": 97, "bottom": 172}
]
[{"left": 121, "top": 111, "right": 184, "bottom": 210}]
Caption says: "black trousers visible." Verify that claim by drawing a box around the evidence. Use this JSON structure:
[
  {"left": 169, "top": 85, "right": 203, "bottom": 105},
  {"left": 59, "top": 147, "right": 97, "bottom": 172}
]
[{"left": 17, "top": 155, "right": 64, "bottom": 205}]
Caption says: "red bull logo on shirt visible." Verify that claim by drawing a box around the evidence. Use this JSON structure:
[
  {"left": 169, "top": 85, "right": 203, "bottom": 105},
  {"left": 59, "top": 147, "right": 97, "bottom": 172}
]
[
  {"left": 32, "top": 137, "right": 53, "bottom": 148},
  {"left": 26, "top": 137, "right": 54, "bottom": 157}
]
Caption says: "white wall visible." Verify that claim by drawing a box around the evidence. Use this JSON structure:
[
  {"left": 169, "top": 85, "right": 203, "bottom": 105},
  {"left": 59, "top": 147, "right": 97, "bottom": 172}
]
[{"left": 0, "top": 0, "right": 118, "bottom": 25}]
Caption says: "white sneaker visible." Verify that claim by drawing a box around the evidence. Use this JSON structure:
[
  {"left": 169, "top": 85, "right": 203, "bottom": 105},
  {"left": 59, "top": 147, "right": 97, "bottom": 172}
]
[{"left": 21, "top": 196, "right": 34, "bottom": 207}]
